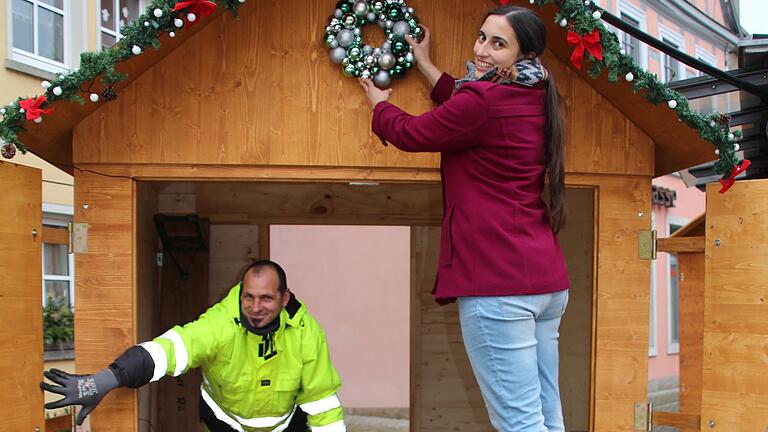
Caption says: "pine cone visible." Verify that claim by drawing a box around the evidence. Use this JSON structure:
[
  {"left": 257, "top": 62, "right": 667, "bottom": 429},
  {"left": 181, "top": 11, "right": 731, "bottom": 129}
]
[
  {"left": 2, "top": 144, "right": 17, "bottom": 159},
  {"left": 102, "top": 86, "right": 118, "bottom": 101}
]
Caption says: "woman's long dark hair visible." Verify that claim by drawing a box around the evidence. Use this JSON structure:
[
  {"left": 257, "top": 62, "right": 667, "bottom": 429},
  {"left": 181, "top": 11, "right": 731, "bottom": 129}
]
[{"left": 487, "top": 6, "right": 566, "bottom": 234}]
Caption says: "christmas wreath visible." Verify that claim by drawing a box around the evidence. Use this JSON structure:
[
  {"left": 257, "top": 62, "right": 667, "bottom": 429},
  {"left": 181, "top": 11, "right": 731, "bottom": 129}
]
[{"left": 324, "top": 0, "right": 422, "bottom": 88}]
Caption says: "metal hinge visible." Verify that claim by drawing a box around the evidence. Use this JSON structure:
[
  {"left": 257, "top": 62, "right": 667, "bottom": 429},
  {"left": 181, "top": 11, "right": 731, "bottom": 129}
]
[
  {"left": 634, "top": 402, "right": 653, "bottom": 431},
  {"left": 638, "top": 230, "right": 657, "bottom": 260},
  {"left": 68, "top": 222, "right": 89, "bottom": 254},
  {"left": 156, "top": 252, "right": 164, "bottom": 267}
]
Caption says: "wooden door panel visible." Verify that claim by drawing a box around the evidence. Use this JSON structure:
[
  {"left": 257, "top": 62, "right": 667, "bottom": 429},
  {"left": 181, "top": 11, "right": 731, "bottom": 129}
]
[
  {"left": 702, "top": 180, "right": 768, "bottom": 431},
  {"left": 0, "top": 161, "right": 44, "bottom": 430}
]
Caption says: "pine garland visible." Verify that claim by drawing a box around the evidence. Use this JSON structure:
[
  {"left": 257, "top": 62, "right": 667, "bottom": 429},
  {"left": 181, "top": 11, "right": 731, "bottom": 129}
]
[
  {"left": 0, "top": 0, "right": 744, "bottom": 179},
  {"left": 531, "top": 0, "right": 743, "bottom": 176}
]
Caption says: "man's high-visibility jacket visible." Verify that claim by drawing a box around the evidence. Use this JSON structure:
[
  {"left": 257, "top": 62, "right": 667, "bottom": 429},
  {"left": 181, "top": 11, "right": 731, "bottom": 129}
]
[{"left": 139, "top": 284, "right": 345, "bottom": 432}]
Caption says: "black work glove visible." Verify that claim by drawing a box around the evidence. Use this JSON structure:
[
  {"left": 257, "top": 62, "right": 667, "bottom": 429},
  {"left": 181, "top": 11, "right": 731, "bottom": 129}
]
[{"left": 40, "top": 368, "right": 119, "bottom": 425}]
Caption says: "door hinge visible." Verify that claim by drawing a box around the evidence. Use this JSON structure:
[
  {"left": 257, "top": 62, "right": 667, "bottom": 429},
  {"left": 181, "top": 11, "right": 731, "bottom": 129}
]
[
  {"left": 156, "top": 252, "right": 164, "bottom": 267},
  {"left": 634, "top": 402, "right": 653, "bottom": 431},
  {"left": 638, "top": 229, "right": 657, "bottom": 260},
  {"left": 68, "top": 222, "right": 89, "bottom": 254}
]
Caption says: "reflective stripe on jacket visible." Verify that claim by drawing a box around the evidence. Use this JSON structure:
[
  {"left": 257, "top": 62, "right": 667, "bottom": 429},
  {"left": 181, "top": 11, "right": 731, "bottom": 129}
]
[{"left": 139, "top": 284, "right": 345, "bottom": 432}]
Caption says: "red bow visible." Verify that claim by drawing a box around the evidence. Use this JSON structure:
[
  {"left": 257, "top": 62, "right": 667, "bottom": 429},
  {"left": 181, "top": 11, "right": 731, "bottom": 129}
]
[
  {"left": 172, "top": 0, "right": 217, "bottom": 21},
  {"left": 19, "top": 95, "right": 54, "bottom": 121},
  {"left": 719, "top": 159, "right": 751, "bottom": 193},
  {"left": 499, "top": 0, "right": 510, "bottom": 4},
  {"left": 567, "top": 30, "right": 603, "bottom": 70}
]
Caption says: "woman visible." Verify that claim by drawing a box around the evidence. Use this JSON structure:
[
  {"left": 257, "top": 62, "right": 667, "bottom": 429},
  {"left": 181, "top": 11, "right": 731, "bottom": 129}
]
[{"left": 359, "top": 5, "right": 570, "bottom": 432}]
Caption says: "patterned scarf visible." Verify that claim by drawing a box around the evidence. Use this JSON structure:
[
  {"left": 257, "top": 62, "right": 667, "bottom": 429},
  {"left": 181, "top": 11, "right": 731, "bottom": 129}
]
[{"left": 455, "top": 58, "right": 549, "bottom": 90}]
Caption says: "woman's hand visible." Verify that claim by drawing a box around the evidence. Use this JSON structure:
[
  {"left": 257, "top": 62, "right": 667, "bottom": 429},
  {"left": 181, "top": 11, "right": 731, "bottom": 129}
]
[
  {"left": 405, "top": 26, "right": 443, "bottom": 89},
  {"left": 359, "top": 78, "right": 393, "bottom": 109},
  {"left": 405, "top": 25, "right": 432, "bottom": 66}
]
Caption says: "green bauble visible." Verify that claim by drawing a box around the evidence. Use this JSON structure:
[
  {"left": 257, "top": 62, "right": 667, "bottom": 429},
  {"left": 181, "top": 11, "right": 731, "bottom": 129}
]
[
  {"left": 404, "top": 61, "right": 413, "bottom": 69},
  {"left": 371, "top": 0, "right": 385, "bottom": 12},
  {"left": 411, "top": 25, "right": 424, "bottom": 42},
  {"left": 337, "top": 1, "right": 351, "bottom": 13},
  {"left": 348, "top": 47, "right": 362, "bottom": 61},
  {"left": 342, "top": 13, "right": 357, "bottom": 28},
  {"left": 408, "top": 18, "right": 419, "bottom": 30},
  {"left": 325, "top": 34, "right": 336, "bottom": 47},
  {"left": 353, "top": 69, "right": 362, "bottom": 77},
  {"left": 390, "top": 65, "right": 405, "bottom": 78},
  {"left": 370, "top": 66, "right": 380, "bottom": 73},
  {"left": 391, "top": 41, "right": 407, "bottom": 56},
  {"left": 386, "top": 4, "right": 402, "bottom": 20},
  {"left": 344, "top": 64, "right": 357, "bottom": 76}
]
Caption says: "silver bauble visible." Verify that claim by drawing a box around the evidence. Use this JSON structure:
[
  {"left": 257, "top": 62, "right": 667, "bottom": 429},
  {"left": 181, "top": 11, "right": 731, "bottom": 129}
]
[
  {"left": 405, "top": 52, "right": 414, "bottom": 63},
  {"left": 330, "top": 18, "right": 340, "bottom": 26},
  {"left": 381, "top": 41, "right": 392, "bottom": 52},
  {"left": 341, "top": 57, "right": 351, "bottom": 66},
  {"left": 373, "top": 70, "right": 392, "bottom": 88},
  {"left": 363, "top": 44, "right": 373, "bottom": 55},
  {"left": 361, "top": 70, "right": 371, "bottom": 79},
  {"left": 334, "top": 9, "right": 343, "bottom": 18},
  {"left": 330, "top": 47, "right": 348, "bottom": 64},
  {"left": 353, "top": 27, "right": 361, "bottom": 36},
  {"left": 366, "top": 12, "right": 377, "bottom": 22},
  {"left": 364, "top": 55, "right": 376, "bottom": 66},
  {"left": 337, "top": 29, "right": 354, "bottom": 47},
  {"left": 392, "top": 20, "right": 410, "bottom": 37},
  {"left": 385, "top": 20, "right": 394, "bottom": 29},
  {"left": 373, "top": 47, "right": 382, "bottom": 56},
  {"left": 379, "top": 52, "right": 396, "bottom": 69},
  {"left": 329, "top": 39, "right": 339, "bottom": 49},
  {"left": 353, "top": 1, "right": 369, "bottom": 16}
]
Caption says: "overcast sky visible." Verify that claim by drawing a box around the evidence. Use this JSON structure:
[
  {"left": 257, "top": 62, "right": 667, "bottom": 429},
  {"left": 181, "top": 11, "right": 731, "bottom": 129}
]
[{"left": 740, "top": 0, "right": 768, "bottom": 34}]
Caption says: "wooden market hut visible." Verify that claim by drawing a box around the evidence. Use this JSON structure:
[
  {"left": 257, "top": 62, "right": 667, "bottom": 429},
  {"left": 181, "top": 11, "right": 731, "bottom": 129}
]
[{"left": 3, "top": 0, "right": 766, "bottom": 431}]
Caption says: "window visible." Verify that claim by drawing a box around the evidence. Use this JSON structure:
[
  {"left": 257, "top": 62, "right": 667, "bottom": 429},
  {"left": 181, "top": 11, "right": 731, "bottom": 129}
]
[
  {"left": 620, "top": 14, "right": 641, "bottom": 64},
  {"left": 42, "top": 222, "right": 74, "bottom": 308},
  {"left": 659, "top": 26, "right": 685, "bottom": 83},
  {"left": 666, "top": 217, "right": 687, "bottom": 355},
  {"left": 616, "top": 0, "right": 648, "bottom": 69},
  {"left": 99, "top": 0, "right": 143, "bottom": 49},
  {"left": 693, "top": 47, "right": 720, "bottom": 113},
  {"left": 8, "top": 0, "right": 68, "bottom": 72}
]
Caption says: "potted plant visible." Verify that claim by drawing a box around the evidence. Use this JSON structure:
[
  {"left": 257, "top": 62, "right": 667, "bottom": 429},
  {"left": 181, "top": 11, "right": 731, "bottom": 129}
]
[{"left": 43, "top": 297, "right": 74, "bottom": 351}]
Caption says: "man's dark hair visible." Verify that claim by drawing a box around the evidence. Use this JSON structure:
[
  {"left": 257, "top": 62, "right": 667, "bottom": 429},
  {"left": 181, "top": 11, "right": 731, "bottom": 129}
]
[{"left": 241, "top": 260, "right": 288, "bottom": 294}]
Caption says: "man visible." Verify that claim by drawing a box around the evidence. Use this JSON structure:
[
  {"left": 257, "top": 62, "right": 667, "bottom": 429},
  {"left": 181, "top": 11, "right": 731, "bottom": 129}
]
[{"left": 41, "top": 260, "right": 346, "bottom": 432}]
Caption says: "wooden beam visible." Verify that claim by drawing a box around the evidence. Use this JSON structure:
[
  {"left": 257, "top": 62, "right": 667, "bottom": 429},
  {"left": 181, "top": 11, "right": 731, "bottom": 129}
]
[
  {"left": 653, "top": 411, "right": 701, "bottom": 429},
  {"left": 657, "top": 236, "right": 705, "bottom": 253},
  {"left": 42, "top": 226, "right": 68, "bottom": 245}
]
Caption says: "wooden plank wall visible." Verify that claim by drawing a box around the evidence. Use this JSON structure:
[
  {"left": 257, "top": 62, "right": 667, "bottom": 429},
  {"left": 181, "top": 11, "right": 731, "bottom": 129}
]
[
  {"left": 701, "top": 180, "right": 768, "bottom": 431},
  {"left": 71, "top": 0, "right": 654, "bottom": 179},
  {"left": 678, "top": 251, "right": 705, "bottom": 432},
  {"left": 0, "top": 162, "right": 44, "bottom": 431},
  {"left": 74, "top": 172, "right": 137, "bottom": 432}
]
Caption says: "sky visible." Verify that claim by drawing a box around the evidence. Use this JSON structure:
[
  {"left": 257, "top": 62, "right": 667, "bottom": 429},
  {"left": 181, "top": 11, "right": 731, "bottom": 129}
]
[{"left": 739, "top": 0, "right": 768, "bottom": 35}]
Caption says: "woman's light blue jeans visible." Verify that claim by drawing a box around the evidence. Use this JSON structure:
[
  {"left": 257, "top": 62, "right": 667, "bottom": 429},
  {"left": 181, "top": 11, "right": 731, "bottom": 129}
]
[{"left": 458, "top": 290, "right": 569, "bottom": 432}]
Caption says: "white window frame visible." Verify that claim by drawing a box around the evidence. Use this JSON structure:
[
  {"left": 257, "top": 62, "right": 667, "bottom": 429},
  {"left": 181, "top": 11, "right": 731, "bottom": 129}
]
[
  {"left": 617, "top": 0, "right": 648, "bottom": 70},
  {"left": 42, "top": 203, "right": 75, "bottom": 309},
  {"left": 665, "top": 215, "right": 688, "bottom": 355},
  {"left": 659, "top": 25, "right": 686, "bottom": 83},
  {"left": 97, "top": 0, "right": 147, "bottom": 49},
  {"left": 6, "top": 0, "right": 70, "bottom": 74},
  {"left": 695, "top": 46, "right": 717, "bottom": 75},
  {"left": 649, "top": 211, "right": 657, "bottom": 357}
]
